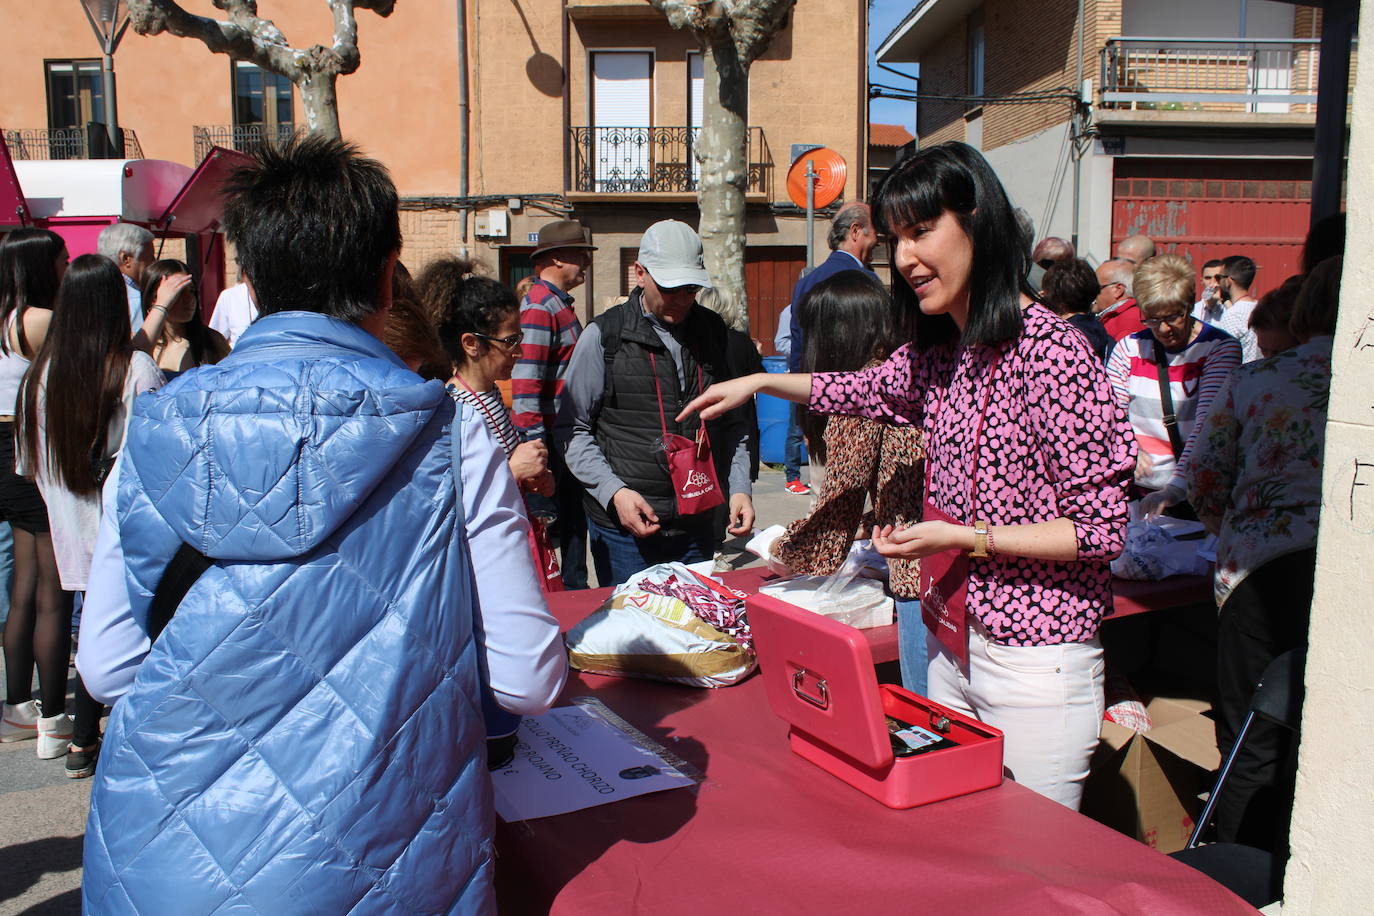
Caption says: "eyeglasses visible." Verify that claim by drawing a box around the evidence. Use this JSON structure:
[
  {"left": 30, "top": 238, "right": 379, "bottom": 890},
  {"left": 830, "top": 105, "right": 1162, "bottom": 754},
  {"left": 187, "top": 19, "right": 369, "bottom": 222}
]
[
  {"left": 1141, "top": 312, "right": 1190, "bottom": 329},
  {"left": 659, "top": 284, "right": 701, "bottom": 298},
  {"left": 474, "top": 331, "right": 524, "bottom": 349}
]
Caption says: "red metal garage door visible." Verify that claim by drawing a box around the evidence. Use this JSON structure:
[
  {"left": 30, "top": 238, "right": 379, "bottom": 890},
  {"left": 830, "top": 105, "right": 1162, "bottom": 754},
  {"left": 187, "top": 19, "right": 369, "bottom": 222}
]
[
  {"left": 745, "top": 246, "right": 806, "bottom": 355},
  {"left": 1112, "top": 158, "right": 1313, "bottom": 294}
]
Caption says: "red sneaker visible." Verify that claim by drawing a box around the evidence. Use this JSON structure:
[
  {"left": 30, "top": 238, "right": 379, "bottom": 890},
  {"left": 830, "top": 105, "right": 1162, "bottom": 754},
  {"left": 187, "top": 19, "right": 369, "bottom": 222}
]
[{"left": 784, "top": 480, "right": 811, "bottom": 495}]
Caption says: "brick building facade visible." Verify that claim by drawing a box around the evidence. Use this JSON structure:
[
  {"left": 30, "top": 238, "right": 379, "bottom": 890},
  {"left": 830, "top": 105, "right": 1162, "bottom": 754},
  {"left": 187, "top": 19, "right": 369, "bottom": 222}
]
[{"left": 879, "top": 0, "right": 1343, "bottom": 281}]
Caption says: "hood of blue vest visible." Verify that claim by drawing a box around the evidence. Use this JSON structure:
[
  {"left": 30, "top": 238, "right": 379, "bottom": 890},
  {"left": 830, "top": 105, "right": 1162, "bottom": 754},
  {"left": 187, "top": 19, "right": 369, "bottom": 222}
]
[{"left": 123, "top": 311, "right": 450, "bottom": 562}]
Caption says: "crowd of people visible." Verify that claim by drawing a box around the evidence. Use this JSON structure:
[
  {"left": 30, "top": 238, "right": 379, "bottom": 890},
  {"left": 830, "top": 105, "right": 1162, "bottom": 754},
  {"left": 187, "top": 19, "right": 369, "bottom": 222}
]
[{"left": 0, "top": 134, "right": 1341, "bottom": 907}]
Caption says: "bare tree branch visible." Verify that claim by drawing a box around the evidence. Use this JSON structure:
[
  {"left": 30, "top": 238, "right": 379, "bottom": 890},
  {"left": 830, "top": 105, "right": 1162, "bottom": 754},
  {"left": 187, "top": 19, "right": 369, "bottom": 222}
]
[
  {"left": 128, "top": 1, "right": 397, "bottom": 137},
  {"left": 649, "top": 0, "right": 795, "bottom": 330},
  {"left": 129, "top": 0, "right": 303, "bottom": 76}
]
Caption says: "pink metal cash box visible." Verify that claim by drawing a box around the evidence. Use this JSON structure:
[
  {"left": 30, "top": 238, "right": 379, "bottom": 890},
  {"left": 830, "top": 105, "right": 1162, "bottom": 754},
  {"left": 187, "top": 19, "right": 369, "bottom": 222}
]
[{"left": 747, "top": 592, "right": 1004, "bottom": 809}]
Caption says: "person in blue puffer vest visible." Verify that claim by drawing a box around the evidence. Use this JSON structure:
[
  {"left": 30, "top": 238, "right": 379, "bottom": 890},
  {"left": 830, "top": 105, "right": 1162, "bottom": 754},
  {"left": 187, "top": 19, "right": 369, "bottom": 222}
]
[{"left": 75, "top": 136, "right": 567, "bottom": 915}]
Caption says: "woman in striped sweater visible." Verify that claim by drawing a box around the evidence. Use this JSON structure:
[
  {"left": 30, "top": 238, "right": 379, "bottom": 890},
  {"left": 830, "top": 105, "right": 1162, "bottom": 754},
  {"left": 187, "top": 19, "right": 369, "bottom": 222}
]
[{"left": 1104, "top": 254, "right": 1242, "bottom": 518}]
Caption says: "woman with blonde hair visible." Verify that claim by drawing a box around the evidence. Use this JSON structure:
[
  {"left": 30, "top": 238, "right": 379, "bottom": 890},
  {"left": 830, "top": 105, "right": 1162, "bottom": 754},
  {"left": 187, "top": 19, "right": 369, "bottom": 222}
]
[{"left": 1104, "top": 254, "right": 1241, "bottom": 518}]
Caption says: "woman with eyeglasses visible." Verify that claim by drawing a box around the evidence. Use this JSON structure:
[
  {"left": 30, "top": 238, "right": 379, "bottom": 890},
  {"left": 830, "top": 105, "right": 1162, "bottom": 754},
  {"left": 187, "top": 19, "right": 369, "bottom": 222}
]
[
  {"left": 420, "top": 257, "right": 553, "bottom": 498},
  {"left": 1104, "top": 254, "right": 1242, "bottom": 519},
  {"left": 139, "top": 260, "right": 230, "bottom": 380},
  {"left": 421, "top": 256, "right": 557, "bottom": 768}
]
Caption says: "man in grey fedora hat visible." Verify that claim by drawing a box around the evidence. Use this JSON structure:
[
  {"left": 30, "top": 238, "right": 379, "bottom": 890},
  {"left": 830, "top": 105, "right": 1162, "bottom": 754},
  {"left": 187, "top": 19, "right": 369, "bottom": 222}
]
[
  {"left": 513, "top": 218, "right": 597, "bottom": 588},
  {"left": 558, "top": 220, "right": 755, "bottom": 586}
]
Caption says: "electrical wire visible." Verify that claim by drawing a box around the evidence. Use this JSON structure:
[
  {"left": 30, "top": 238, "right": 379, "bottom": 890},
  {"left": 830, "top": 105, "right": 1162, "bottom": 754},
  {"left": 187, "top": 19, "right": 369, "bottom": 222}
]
[{"left": 875, "top": 61, "right": 919, "bottom": 82}]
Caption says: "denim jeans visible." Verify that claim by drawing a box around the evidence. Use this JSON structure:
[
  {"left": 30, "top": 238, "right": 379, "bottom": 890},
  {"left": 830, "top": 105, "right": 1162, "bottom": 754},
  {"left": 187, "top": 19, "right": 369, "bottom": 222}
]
[
  {"left": 783, "top": 404, "right": 805, "bottom": 483},
  {"left": 894, "top": 597, "right": 929, "bottom": 698},
  {"left": 587, "top": 516, "right": 715, "bottom": 588}
]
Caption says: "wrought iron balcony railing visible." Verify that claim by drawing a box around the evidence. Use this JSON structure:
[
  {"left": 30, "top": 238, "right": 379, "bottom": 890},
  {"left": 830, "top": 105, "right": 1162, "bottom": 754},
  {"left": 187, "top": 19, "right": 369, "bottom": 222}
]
[
  {"left": 193, "top": 123, "right": 297, "bottom": 162},
  {"left": 570, "top": 126, "right": 770, "bottom": 194},
  {"left": 2, "top": 126, "right": 143, "bottom": 160},
  {"left": 1100, "top": 37, "right": 1326, "bottom": 112}
]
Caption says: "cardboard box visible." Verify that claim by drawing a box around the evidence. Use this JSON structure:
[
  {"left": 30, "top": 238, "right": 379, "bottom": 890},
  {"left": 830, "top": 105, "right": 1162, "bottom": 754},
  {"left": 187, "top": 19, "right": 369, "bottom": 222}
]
[{"left": 1080, "top": 696, "right": 1222, "bottom": 854}]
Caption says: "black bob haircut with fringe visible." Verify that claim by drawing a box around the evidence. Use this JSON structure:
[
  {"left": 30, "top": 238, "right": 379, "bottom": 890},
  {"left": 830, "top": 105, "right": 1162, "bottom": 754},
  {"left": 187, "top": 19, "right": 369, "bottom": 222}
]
[{"left": 872, "top": 141, "right": 1033, "bottom": 351}]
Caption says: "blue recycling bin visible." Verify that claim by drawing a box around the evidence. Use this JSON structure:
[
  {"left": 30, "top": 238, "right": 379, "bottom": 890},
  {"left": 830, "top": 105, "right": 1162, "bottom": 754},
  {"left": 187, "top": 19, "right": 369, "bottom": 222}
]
[{"left": 758, "top": 356, "right": 807, "bottom": 465}]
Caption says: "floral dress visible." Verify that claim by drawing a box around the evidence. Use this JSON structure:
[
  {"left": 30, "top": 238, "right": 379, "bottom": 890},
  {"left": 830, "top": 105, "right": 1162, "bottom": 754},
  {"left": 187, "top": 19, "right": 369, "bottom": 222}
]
[
  {"left": 771, "top": 415, "right": 924, "bottom": 597},
  {"left": 1187, "top": 336, "right": 1332, "bottom": 608}
]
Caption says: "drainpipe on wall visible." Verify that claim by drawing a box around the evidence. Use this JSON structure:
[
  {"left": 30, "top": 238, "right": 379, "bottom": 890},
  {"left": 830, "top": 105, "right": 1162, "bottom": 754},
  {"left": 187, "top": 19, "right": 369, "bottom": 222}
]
[
  {"left": 858, "top": 0, "right": 868, "bottom": 202},
  {"left": 1070, "top": 0, "right": 1085, "bottom": 251},
  {"left": 1311, "top": 0, "right": 1356, "bottom": 225},
  {"left": 562, "top": 0, "right": 572, "bottom": 200},
  {"left": 456, "top": 0, "right": 470, "bottom": 253}
]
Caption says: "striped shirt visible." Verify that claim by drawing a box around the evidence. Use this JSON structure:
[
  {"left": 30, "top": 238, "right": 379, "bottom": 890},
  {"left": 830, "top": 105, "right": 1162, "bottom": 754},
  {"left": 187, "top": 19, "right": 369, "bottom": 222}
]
[
  {"left": 447, "top": 382, "right": 520, "bottom": 457},
  {"left": 511, "top": 278, "right": 581, "bottom": 441},
  {"left": 1106, "top": 322, "right": 1242, "bottom": 492}
]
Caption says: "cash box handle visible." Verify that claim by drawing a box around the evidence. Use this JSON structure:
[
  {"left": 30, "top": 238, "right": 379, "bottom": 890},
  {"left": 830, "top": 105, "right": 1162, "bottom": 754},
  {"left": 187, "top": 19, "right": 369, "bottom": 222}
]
[{"left": 792, "top": 669, "right": 830, "bottom": 710}]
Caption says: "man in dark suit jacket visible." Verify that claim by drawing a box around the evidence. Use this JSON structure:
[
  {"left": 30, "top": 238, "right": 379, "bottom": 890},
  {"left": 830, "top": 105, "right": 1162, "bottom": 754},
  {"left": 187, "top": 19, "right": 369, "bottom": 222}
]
[{"left": 788, "top": 202, "right": 881, "bottom": 371}]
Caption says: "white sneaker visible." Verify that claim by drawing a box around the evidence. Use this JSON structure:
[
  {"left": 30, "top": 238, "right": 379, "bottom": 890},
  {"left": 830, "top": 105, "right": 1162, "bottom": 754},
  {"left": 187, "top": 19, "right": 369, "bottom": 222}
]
[
  {"left": 36, "top": 712, "right": 73, "bottom": 759},
  {"left": 2, "top": 700, "right": 41, "bottom": 742}
]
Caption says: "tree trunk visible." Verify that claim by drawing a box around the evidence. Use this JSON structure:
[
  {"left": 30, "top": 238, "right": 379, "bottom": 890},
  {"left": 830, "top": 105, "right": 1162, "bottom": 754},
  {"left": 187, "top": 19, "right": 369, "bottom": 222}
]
[
  {"left": 298, "top": 72, "right": 343, "bottom": 140},
  {"left": 697, "top": 35, "right": 750, "bottom": 331}
]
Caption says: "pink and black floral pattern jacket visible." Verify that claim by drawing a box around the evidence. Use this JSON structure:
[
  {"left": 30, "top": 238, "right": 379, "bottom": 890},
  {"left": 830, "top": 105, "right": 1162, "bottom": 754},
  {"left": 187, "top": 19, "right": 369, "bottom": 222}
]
[{"left": 809, "top": 303, "right": 1136, "bottom": 645}]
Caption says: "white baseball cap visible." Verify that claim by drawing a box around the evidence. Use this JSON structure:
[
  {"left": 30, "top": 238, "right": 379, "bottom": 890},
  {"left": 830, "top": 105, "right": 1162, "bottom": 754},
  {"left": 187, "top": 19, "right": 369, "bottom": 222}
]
[{"left": 638, "top": 220, "right": 713, "bottom": 290}]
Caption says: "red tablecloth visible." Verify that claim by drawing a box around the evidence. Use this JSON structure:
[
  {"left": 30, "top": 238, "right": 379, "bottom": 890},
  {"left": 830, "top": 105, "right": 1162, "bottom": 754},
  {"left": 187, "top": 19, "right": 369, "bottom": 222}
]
[{"left": 493, "top": 574, "right": 1251, "bottom": 915}]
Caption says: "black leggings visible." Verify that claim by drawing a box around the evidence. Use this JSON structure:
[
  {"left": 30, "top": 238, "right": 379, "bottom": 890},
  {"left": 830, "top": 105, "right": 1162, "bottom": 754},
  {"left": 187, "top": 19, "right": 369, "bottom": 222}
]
[
  {"left": 1, "top": 534, "right": 102, "bottom": 748},
  {"left": 3, "top": 528, "right": 71, "bottom": 711}
]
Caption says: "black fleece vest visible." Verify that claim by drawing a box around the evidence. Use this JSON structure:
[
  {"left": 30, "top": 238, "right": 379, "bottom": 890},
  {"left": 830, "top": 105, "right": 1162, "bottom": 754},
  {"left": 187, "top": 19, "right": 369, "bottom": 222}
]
[{"left": 586, "top": 292, "right": 733, "bottom": 533}]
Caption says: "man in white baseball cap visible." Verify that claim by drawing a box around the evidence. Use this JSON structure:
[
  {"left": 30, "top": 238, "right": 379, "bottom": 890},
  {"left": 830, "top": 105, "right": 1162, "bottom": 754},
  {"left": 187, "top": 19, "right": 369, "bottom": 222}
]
[{"left": 556, "top": 220, "right": 755, "bottom": 586}]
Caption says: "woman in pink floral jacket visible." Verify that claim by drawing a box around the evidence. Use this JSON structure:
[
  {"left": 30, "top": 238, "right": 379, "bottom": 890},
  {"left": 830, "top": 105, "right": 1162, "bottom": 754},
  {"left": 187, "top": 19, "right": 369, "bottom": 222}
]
[{"left": 682, "top": 143, "right": 1135, "bottom": 809}]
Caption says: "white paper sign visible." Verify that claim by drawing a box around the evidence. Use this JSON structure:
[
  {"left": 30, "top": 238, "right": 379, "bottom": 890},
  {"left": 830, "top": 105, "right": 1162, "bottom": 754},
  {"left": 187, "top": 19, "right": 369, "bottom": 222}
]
[{"left": 491, "top": 705, "right": 697, "bottom": 821}]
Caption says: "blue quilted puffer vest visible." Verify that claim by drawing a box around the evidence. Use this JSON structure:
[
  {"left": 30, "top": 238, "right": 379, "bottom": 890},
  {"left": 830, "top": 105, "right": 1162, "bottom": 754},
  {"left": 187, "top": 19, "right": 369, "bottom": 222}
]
[{"left": 82, "top": 313, "right": 494, "bottom": 914}]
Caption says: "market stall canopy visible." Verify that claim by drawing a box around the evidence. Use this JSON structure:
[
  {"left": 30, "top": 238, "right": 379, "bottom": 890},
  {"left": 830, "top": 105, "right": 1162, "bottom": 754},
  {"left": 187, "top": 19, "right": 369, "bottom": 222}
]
[
  {"left": 156, "top": 146, "right": 254, "bottom": 234},
  {"left": 0, "top": 136, "right": 28, "bottom": 228},
  {"left": 13, "top": 158, "right": 192, "bottom": 224}
]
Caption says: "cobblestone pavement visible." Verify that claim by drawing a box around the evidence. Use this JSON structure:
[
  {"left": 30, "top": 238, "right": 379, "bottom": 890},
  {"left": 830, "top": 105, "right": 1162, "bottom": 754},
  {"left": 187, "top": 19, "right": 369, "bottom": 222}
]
[{"left": 0, "top": 464, "right": 812, "bottom": 914}]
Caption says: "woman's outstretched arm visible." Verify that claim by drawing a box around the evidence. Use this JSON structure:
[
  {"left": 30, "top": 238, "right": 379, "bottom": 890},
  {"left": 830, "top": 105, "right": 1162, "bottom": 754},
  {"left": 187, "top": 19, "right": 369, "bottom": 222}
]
[{"left": 678, "top": 371, "right": 812, "bottom": 422}]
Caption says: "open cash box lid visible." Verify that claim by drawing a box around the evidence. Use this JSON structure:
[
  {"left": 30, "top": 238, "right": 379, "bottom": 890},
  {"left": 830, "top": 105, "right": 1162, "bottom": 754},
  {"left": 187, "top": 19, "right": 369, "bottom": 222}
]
[{"left": 748, "top": 592, "right": 895, "bottom": 770}]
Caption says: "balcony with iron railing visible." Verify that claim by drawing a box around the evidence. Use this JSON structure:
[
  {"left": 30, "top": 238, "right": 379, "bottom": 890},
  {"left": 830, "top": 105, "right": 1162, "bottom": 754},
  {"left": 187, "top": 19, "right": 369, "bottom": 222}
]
[
  {"left": 569, "top": 126, "right": 772, "bottom": 197},
  {"left": 193, "top": 124, "right": 297, "bottom": 162},
  {"left": 2, "top": 126, "right": 143, "bottom": 160},
  {"left": 1098, "top": 37, "right": 1341, "bottom": 115}
]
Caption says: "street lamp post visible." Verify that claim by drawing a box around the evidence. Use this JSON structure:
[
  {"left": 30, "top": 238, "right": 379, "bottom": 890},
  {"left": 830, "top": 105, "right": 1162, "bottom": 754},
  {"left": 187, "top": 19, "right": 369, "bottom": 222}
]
[{"left": 79, "top": 0, "right": 131, "bottom": 157}]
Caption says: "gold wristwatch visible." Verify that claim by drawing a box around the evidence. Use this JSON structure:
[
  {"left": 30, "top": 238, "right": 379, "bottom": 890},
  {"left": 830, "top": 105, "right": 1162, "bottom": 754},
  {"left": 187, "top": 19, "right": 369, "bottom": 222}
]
[{"left": 969, "top": 520, "right": 991, "bottom": 558}]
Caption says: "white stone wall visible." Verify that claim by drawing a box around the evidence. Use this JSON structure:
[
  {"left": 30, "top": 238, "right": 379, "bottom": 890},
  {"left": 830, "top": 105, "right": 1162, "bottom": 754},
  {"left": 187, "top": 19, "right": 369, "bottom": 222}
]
[
  {"left": 981, "top": 121, "right": 1079, "bottom": 253},
  {"left": 1282, "top": 2, "right": 1374, "bottom": 909}
]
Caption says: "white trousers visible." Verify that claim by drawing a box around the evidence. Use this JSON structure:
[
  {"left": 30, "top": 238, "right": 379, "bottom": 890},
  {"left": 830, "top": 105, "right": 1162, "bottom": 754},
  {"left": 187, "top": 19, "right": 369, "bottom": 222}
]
[{"left": 925, "top": 620, "right": 1105, "bottom": 810}]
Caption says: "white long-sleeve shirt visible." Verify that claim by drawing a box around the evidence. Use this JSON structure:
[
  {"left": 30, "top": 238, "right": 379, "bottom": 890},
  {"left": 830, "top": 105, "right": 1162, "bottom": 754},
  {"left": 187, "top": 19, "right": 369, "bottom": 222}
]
[{"left": 77, "top": 405, "right": 567, "bottom": 713}]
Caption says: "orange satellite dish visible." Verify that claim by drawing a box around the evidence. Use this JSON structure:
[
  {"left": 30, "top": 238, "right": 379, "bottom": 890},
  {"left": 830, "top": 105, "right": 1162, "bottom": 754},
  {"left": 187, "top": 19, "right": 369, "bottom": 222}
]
[{"left": 787, "top": 147, "right": 848, "bottom": 209}]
